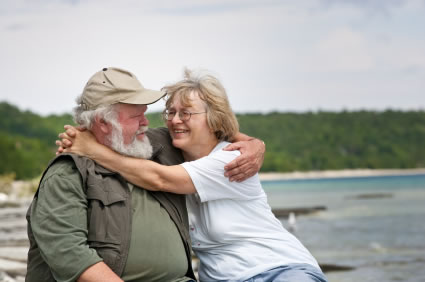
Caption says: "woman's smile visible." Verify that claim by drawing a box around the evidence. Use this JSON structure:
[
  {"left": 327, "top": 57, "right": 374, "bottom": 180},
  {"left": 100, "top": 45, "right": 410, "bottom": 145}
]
[{"left": 172, "top": 128, "right": 189, "bottom": 137}]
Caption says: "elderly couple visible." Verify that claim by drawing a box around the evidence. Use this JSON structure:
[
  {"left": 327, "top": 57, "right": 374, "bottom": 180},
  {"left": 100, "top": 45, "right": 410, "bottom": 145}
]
[{"left": 25, "top": 67, "right": 328, "bottom": 282}]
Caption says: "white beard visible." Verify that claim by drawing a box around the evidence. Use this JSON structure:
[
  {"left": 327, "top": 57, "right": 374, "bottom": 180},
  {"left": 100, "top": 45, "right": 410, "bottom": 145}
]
[{"left": 108, "top": 122, "right": 153, "bottom": 159}]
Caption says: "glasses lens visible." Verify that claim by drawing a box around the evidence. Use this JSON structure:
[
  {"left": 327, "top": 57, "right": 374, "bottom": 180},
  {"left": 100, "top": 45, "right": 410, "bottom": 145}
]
[
  {"left": 182, "top": 111, "right": 190, "bottom": 121},
  {"left": 164, "top": 110, "right": 194, "bottom": 121}
]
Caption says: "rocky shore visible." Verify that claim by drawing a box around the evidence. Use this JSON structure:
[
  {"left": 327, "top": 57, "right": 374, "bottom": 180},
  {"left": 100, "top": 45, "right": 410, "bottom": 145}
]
[
  {"left": 0, "top": 178, "right": 34, "bottom": 282},
  {"left": 0, "top": 196, "right": 348, "bottom": 281},
  {"left": 0, "top": 199, "right": 29, "bottom": 282},
  {"left": 259, "top": 168, "right": 425, "bottom": 181},
  {"left": 0, "top": 170, "right": 377, "bottom": 281}
]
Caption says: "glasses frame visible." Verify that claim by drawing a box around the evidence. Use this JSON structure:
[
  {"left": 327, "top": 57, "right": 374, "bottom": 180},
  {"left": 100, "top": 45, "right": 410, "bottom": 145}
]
[{"left": 163, "top": 110, "right": 206, "bottom": 121}]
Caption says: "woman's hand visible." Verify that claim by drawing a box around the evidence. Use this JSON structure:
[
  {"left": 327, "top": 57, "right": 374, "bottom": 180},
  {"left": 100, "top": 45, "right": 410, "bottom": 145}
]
[
  {"left": 55, "top": 125, "right": 97, "bottom": 158},
  {"left": 56, "top": 125, "right": 77, "bottom": 154}
]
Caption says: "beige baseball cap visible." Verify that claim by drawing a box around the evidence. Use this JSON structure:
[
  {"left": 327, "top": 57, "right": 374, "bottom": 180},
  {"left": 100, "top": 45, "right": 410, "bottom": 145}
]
[{"left": 80, "top": 67, "right": 165, "bottom": 110}]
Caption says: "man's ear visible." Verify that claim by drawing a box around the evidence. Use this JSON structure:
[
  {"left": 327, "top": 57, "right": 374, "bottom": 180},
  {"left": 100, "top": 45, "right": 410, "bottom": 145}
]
[{"left": 95, "top": 116, "right": 110, "bottom": 134}]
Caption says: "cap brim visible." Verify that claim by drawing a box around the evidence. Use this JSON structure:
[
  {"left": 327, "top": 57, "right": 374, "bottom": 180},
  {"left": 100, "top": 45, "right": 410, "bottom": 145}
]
[{"left": 120, "top": 89, "right": 166, "bottom": 105}]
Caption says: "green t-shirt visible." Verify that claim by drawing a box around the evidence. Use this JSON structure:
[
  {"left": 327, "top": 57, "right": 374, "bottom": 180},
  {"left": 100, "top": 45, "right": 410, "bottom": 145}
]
[
  {"left": 31, "top": 159, "right": 192, "bottom": 282},
  {"left": 122, "top": 184, "right": 192, "bottom": 282}
]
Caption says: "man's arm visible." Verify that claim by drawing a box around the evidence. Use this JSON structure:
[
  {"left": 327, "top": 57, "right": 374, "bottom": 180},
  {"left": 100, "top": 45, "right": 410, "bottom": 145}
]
[
  {"left": 223, "top": 132, "right": 265, "bottom": 182},
  {"left": 31, "top": 160, "right": 110, "bottom": 281},
  {"left": 78, "top": 262, "right": 122, "bottom": 282}
]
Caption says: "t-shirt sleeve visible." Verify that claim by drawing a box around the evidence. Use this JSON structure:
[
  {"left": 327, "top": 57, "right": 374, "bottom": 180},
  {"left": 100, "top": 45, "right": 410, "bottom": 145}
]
[
  {"left": 180, "top": 149, "right": 263, "bottom": 202},
  {"left": 30, "top": 160, "right": 102, "bottom": 282}
]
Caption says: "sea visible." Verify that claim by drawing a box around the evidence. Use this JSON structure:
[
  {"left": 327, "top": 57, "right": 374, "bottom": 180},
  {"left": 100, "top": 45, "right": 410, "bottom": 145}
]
[{"left": 261, "top": 173, "right": 425, "bottom": 282}]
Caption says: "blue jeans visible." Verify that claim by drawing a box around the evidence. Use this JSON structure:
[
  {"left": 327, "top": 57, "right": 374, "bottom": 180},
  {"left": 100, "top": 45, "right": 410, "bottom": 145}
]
[{"left": 243, "top": 264, "right": 328, "bottom": 282}]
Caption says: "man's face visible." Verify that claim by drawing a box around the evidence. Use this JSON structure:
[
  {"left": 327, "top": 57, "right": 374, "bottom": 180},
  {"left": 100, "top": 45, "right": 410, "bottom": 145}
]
[
  {"left": 107, "top": 104, "right": 153, "bottom": 159},
  {"left": 117, "top": 104, "right": 149, "bottom": 144}
]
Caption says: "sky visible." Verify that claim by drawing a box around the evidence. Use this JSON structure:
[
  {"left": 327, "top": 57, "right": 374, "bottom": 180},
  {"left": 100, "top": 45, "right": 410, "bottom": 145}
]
[{"left": 1, "top": 0, "right": 424, "bottom": 116}]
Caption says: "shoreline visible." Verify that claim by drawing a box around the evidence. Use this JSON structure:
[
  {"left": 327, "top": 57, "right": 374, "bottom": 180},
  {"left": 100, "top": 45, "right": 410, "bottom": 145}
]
[{"left": 259, "top": 168, "right": 425, "bottom": 181}]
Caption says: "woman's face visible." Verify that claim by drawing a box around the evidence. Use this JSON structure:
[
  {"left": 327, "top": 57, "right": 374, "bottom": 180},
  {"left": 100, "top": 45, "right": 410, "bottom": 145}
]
[{"left": 166, "top": 92, "right": 217, "bottom": 159}]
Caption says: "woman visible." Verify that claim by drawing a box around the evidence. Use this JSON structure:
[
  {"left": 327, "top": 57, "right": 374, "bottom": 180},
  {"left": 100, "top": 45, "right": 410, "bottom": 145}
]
[{"left": 59, "top": 69, "right": 327, "bottom": 282}]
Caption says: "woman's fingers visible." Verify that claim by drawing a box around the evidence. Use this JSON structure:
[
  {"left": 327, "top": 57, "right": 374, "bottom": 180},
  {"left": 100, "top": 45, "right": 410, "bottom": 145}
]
[
  {"left": 57, "top": 132, "right": 74, "bottom": 148},
  {"left": 63, "top": 124, "right": 83, "bottom": 137},
  {"left": 55, "top": 140, "right": 65, "bottom": 155},
  {"left": 62, "top": 139, "right": 73, "bottom": 147},
  {"left": 55, "top": 125, "right": 81, "bottom": 154},
  {"left": 58, "top": 132, "right": 74, "bottom": 141}
]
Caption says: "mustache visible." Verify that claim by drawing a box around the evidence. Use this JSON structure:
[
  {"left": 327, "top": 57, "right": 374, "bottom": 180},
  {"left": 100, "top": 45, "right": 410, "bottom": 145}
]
[{"left": 136, "top": 126, "right": 149, "bottom": 135}]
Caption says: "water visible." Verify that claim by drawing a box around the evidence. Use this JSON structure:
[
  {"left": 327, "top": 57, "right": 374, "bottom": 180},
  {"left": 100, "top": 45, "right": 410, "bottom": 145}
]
[{"left": 262, "top": 174, "right": 425, "bottom": 282}]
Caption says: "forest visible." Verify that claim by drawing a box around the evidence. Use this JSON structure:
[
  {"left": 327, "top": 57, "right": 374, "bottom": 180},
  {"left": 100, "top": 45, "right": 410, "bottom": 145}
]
[{"left": 1, "top": 101, "right": 424, "bottom": 180}]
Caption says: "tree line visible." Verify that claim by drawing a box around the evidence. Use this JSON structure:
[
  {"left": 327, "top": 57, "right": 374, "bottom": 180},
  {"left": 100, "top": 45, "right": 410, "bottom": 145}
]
[{"left": 1, "top": 101, "right": 424, "bottom": 180}]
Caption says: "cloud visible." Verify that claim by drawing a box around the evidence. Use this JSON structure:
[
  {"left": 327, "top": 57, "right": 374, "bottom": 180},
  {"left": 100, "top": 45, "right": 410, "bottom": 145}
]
[
  {"left": 308, "top": 28, "right": 375, "bottom": 72},
  {"left": 4, "top": 23, "right": 28, "bottom": 31},
  {"left": 318, "top": 0, "right": 406, "bottom": 17},
  {"left": 0, "top": 0, "right": 424, "bottom": 115}
]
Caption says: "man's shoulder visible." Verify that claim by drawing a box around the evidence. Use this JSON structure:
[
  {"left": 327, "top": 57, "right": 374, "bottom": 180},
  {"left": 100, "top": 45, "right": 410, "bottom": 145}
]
[
  {"left": 35, "top": 156, "right": 85, "bottom": 197},
  {"left": 146, "top": 127, "right": 170, "bottom": 142},
  {"left": 42, "top": 156, "right": 82, "bottom": 183},
  {"left": 147, "top": 127, "right": 184, "bottom": 165},
  {"left": 45, "top": 156, "right": 78, "bottom": 176}
]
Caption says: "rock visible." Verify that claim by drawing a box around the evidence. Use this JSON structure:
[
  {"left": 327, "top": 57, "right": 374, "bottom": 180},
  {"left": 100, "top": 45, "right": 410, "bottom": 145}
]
[
  {"left": 0, "top": 258, "right": 27, "bottom": 277},
  {"left": 0, "top": 272, "right": 25, "bottom": 282},
  {"left": 0, "top": 193, "right": 8, "bottom": 202},
  {"left": 0, "top": 207, "right": 29, "bottom": 247},
  {"left": 346, "top": 193, "right": 393, "bottom": 200},
  {"left": 0, "top": 271, "right": 16, "bottom": 282},
  {"left": 0, "top": 247, "right": 28, "bottom": 263},
  {"left": 320, "top": 263, "right": 355, "bottom": 272},
  {"left": 272, "top": 206, "right": 327, "bottom": 218},
  {"left": 0, "top": 202, "right": 20, "bottom": 209},
  {"left": 13, "top": 276, "right": 25, "bottom": 282}
]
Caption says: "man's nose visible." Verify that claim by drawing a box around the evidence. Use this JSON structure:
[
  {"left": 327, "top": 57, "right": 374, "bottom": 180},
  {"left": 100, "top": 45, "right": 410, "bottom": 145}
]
[{"left": 140, "top": 115, "right": 149, "bottom": 126}]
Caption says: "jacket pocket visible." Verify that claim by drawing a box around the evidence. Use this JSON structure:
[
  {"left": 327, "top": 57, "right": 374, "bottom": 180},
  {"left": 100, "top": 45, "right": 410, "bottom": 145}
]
[
  {"left": 86, "top": 177, "right": 127, "bottom": 245},
  {"left": 88, "top": 240, "right": 122, "bottom": 272}
]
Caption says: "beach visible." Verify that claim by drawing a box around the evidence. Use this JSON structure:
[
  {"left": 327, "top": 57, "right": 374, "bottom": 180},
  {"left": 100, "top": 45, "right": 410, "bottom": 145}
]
[{"left": 259, "top": 168, "right": 425, "bottom": 181}]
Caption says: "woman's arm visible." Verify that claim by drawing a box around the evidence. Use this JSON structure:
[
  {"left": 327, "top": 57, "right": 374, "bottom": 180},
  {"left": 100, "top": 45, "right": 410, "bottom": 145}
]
[
  {"left": 57, "top": 125, "right": 265, "bottom": 187},
  {"left": 60, "top": 127, "right": 196, "bottom": 194}
]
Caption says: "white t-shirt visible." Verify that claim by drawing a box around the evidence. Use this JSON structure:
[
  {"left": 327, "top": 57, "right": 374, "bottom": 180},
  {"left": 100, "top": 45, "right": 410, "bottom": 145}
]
[{"left": 181, "top": 142, "right": 320, "bottom": 281}]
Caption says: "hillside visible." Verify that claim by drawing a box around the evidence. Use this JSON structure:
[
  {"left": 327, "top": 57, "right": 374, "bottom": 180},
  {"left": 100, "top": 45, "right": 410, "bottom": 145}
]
[
  {"left": 237, "top": 111, "right": 425, "bottom": 172},
  {"left": 1, "top": 101, "right": 424, "bottom": 179}
]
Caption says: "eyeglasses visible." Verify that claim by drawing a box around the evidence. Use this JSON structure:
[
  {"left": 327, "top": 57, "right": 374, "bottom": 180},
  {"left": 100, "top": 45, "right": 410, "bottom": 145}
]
[{"left": 163, "top": 110, "right": 206, "bottom": 121}]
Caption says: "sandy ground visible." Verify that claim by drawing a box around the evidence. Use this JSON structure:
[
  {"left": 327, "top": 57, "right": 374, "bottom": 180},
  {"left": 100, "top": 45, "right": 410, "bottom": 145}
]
[{"left": 259, "top": 168, "right": 425, "bottom": 181}]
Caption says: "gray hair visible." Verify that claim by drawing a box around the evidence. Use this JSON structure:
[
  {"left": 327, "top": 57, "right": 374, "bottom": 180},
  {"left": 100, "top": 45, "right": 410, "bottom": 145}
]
[{"left": 73, "top": 94, "right": 118, "bottom": 129}]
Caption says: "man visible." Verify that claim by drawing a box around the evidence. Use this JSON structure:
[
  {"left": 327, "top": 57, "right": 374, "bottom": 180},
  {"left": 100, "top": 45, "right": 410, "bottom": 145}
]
[{"left": 26, "top": 67, "right": 264, "bottom": 282}]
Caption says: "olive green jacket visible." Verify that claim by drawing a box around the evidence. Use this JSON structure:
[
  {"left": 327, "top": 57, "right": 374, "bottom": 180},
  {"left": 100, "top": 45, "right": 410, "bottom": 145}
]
[{"left": 26, "top": 128, "right": 195, "bottom": 281}]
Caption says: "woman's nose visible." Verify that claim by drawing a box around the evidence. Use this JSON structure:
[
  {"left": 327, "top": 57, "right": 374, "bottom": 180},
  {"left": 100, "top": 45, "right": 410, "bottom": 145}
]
[{"left": 171, "top": 112, "right": 183, "bottom": 123}]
